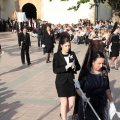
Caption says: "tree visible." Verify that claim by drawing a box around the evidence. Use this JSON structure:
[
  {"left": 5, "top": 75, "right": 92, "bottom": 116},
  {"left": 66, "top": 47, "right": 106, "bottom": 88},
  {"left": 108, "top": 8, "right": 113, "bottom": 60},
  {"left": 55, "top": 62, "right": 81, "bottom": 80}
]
[
  {"left": 50, "top": 0, "right": 120, "bottom": 17},
  {"left": 107, "top": 0, "right": 120, "bottom": 18}
]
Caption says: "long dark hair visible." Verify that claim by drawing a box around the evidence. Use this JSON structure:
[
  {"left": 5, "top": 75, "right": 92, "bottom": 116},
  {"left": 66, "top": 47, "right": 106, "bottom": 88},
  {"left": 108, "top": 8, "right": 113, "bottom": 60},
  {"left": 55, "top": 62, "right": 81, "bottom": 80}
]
[
  {"left": 46, "top": 24, "right": 51, "bottom": 31},
  {"left": 87, "top": 51, "right": 104, "bottom": 68},
  {"left": 91, "top": 51, "right": 104, "bottom": 62},
  {"left": 57, "top": 37, "right": 71, "bottom": 52}
]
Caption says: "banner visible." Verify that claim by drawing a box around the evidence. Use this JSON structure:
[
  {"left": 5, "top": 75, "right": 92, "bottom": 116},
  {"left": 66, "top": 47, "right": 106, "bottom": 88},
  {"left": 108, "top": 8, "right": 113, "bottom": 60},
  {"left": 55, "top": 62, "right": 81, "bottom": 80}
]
[{"left": 16, "top": 12, "right": 26, "bottom": 22}]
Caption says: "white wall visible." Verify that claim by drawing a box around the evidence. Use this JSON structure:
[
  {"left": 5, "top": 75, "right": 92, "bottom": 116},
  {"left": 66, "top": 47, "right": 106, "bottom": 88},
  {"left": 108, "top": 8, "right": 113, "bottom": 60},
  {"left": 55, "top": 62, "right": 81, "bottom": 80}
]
[
  {"left": 1, "top": 0, "right": 112, "bottom": 24},
  {"left": 96, "top": 3, "right": 111, "bottom": 21},
  {"left": 1, "top": 0, "right": 16, "bottom": 19},
  {"left": 41, "top": 0, "right": 91, "bottom": 24}
]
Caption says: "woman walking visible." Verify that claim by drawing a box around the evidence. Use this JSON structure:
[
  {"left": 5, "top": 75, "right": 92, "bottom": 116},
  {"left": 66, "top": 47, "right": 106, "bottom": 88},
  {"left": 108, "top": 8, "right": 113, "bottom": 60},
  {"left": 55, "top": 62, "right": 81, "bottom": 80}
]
[
  {"left": 110, "top": 26, "right": 120, "bottom": 70},
  {"left": 42, "top": 24, "right": 55, "bottom": 63},
  {"left": 77, "top": 51, "right": 115, "bottom": 120},
  {"left": 53, "top": 37, "right": 80, "bottom": 120},
  {"left": 73, "top": 40, "right": 118, "bottom": 120}
]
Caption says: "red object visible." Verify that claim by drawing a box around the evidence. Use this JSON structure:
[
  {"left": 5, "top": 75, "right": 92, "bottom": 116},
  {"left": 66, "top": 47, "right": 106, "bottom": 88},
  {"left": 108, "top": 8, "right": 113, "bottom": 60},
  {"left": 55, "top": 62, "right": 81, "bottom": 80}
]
[
  {"left": 50, "top": 34, "right": 53, "bottom": 37},
  {"left": 87, "top": 27, "right": 90, "bottom": 32}
]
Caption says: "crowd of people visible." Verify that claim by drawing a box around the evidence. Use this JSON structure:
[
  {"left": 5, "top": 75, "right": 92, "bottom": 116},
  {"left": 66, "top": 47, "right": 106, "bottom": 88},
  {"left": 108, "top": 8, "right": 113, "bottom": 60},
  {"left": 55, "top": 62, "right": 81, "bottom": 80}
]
[
  {"left": 52, "top": 20, "right": 120, "bottom": 120},
  {"left": 1, "top": 17, "right": 120, "bottom": 120}
]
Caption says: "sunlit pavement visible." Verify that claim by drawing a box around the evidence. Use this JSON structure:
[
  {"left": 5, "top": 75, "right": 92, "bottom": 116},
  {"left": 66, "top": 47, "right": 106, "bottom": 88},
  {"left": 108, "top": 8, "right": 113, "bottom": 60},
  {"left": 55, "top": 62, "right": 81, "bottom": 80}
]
[{"left": 0, "top": 32, "right": 120, "bottom": 120}]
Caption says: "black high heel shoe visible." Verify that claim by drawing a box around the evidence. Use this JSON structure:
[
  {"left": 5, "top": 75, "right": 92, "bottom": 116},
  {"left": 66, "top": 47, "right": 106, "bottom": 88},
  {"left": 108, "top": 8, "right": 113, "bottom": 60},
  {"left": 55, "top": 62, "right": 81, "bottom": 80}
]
[
  {"left": 60, "top": 113, "right": 62, "bottom": 119},
  {"left": 110, "top": 66, "right": 115, "bottom": 69},
  {"left": 46, "top": 61, "right": 51, "bottom": 63},
  {"left": 115, "top": 67, "right": 118, "bottom": 70}
]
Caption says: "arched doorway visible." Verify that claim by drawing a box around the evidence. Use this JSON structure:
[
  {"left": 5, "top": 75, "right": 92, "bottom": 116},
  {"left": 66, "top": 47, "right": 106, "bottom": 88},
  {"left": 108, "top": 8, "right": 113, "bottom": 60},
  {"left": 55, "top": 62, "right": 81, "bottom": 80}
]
[{"left": 22, "top": 3, "right": 37, "bottom": 19}]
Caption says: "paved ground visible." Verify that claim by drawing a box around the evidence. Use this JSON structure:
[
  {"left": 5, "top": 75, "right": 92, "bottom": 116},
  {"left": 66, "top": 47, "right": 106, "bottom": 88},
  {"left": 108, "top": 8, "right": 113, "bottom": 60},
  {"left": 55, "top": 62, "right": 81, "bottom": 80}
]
[{"left": 0, "top": 32, "right": 120, "bottom": 120}]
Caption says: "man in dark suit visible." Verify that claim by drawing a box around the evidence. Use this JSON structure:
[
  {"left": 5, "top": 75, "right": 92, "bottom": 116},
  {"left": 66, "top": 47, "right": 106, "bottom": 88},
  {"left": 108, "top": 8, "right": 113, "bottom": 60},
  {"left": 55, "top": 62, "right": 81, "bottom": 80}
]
[{"left": 18, "top": 27, "right": 31, "bottom": 65}]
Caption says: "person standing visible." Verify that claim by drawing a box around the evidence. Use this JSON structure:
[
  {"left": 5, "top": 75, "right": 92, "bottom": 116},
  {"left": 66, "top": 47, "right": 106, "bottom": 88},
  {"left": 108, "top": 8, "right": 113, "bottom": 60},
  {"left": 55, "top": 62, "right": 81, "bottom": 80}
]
[
  {"left": 42, "top": 24, "right": 55, "bottom": 63},
  {"left": 32, "top": 19, "right": 37, "bottom": 37},
  {"left": 53, "top": 37, "right": 80, "bottom": 120},
  {"left": 37, "top": 24, "right": 43, "bottom": 47},
  {"left": 110, "top": 26, "right": 120, "bottom": 70},
  {"left": 0, "top": 44, "right": 1, "bottom": 53},
  {"left": 76, "top": 51, "right": 117, "bottom": 120},
  {"left": 28, "top": 19, "right": 32, "bottom": 32},
  {"left": 18, "top": 27, "right": 31, "bottom": 65}
]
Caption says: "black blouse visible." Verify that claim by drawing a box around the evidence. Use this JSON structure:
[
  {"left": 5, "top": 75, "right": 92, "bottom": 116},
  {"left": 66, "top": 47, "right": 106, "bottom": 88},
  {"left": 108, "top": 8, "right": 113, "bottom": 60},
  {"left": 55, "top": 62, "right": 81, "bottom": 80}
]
[
  {"left": 79, "top": 68, "right": 110, "bottom": 97},
  {"left": 111, "top": 34, "right": 120, "bottom": 48},
  {"left": 79, "top": 68, "right": 110, "bottom": 107}
]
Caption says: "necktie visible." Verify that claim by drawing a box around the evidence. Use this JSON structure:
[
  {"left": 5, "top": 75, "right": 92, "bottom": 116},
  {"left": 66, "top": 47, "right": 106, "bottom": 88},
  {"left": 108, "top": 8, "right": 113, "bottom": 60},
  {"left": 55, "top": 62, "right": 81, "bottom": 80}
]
[{"left": 24, "top": 34, "right": 26, "bottom": 40}]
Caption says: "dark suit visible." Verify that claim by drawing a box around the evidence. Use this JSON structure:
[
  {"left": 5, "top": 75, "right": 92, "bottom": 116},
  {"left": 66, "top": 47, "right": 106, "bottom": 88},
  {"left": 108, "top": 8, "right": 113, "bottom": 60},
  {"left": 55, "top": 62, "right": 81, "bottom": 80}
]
[
  {"left": 53, "top": 51, "right": 80, "bottom": 85},
  {"left": 18, "top": 32, "right": 31, "bottom": 64}
]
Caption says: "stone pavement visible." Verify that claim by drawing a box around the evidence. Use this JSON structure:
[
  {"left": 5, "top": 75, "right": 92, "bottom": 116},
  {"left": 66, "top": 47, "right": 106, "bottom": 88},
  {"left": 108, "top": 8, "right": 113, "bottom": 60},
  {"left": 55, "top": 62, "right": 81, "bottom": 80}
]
[{"left": 0, "top": 32, "right": 120, "bottom": 120}]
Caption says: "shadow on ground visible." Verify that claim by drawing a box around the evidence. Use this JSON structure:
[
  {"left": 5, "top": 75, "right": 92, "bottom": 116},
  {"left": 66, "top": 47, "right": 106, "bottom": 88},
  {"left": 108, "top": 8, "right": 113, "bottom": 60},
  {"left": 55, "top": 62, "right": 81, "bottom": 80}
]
[
  {"left": 109, "top": 80, "right": 120, "bottom": 120},
  {"left": 2, "top": 44, "right": 43, "bottom": 57},
  {"left": 38, "top": 103, "right": 60, "bottom": 120},
  {"left": 0, "top": 80, "right": 23, "bottom": 120},
  {"left": 0, "top": 57, "right": 46, "bottom": 76}
]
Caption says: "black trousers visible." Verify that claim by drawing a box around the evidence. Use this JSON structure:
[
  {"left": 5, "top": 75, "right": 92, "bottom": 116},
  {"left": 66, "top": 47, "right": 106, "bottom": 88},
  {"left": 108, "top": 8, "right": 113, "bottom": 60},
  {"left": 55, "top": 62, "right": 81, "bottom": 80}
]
[{"left": 21, "top": 47, "right": 30, "bottom": 64}]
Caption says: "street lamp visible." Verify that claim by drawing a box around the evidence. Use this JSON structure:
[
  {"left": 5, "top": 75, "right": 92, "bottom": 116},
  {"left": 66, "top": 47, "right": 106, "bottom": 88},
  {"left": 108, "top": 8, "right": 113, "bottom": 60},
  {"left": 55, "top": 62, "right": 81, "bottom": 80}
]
[{"left": 95, "top": 0, "right": 100, "bottom": 21}]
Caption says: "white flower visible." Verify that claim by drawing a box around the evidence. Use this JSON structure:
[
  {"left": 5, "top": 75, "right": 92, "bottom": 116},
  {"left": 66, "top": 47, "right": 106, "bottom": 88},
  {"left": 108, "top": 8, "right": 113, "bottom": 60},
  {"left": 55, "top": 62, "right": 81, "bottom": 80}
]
[{"left": 69, "top": 55, "right": 73, "bottom": 59}]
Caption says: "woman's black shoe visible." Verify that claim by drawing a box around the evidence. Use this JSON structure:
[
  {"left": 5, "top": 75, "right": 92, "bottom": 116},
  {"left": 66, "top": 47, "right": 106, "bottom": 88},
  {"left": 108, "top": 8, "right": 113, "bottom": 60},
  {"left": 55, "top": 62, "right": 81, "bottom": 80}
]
[
  {"left": 46, "top": 61, "right": 51, "bottom": 63},
  {"left": 60, "top": 113, "right": 62, "bottom": 119},
  {"left": 111, "top": 66, "right": 115, "bottom": 69},
  {"left": 115, "top": 67, "right": 118, "bottom": 70}
]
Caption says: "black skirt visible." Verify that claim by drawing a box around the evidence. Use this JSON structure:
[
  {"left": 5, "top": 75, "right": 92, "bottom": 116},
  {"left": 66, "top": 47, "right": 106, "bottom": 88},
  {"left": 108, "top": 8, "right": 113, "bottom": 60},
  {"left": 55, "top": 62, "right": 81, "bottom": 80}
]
[
  {"left": 110, "top": 47, "right": 119, "bottom": 57},
  {"left": 56, "top": 80, "right": 76, "bottom": 97},
  {"left": 44, "top": 45, "right": 54, "bottom": 53}
]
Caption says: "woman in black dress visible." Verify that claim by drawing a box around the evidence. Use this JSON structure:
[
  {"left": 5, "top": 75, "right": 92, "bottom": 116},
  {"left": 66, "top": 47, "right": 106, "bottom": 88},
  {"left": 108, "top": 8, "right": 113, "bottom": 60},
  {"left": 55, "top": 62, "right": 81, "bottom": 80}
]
[
  {"left": 42, "top": 24, "right": 55, "bottom": 63},
  {"left": 53, "top": 37, "right": 80, "bottom": 120},
  {"left": 76, "top": 51, "right": 116, "bottom": 120},
  {"left": 110, "top": 26, "right": 120, "bottom": 70}
]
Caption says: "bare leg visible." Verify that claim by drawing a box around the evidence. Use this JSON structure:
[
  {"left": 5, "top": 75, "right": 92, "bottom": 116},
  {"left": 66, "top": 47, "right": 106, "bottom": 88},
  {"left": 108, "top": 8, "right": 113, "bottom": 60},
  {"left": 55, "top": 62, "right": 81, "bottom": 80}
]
[
  {"left": 48, "top": 53, "right": 50, "bottom": 61},
  {"left": 46, "top": 53, "right": 49, "bottom": 62},
  {"left": 59, "top": 96, "right": 75, "bottom": 120},
  {"left": 110, "top": 57, "right": 116, "bottom": 68},
  {"left": 114, "top": 57, "right": 118, "bottom": 69},
  {"left": 67, "top": 96, "right": 75, "bottom": 113},
  {"left": 60, "top": 97, "right": 68, "bottom": 120}
]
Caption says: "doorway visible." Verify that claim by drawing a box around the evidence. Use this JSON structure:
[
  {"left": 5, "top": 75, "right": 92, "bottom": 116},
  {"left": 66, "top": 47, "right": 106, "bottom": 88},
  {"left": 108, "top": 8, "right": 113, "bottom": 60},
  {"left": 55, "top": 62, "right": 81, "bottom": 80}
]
[{"left": 22, "top": 3, "right": 37, "bottom": 19}]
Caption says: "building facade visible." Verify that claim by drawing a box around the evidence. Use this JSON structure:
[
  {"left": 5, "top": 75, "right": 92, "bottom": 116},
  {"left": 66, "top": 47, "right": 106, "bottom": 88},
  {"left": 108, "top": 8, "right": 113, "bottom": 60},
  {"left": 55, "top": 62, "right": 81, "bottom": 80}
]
[{"left": 0, "top": 0, "right": 111, "bottom": 24}]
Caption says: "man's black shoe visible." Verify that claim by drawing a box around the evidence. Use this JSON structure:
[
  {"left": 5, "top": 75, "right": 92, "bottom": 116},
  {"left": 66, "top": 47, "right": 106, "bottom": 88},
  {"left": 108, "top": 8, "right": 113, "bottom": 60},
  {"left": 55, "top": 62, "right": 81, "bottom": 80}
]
[{"left": 28, "top": 62, "right": 31, "bottom": 65}]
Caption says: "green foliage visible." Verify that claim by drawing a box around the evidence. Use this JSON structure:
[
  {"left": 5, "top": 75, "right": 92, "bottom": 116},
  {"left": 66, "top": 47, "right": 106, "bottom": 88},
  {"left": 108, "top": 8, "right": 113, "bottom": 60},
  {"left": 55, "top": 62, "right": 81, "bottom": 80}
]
[
  {"left": 36, "top": 19, "right": 41, "bottom": 24},
  {"left": 49, "top": 0, "right": 120, "bottom": 12},
  {"left": 68, "top": 0, "right": 90, "bottom": 11}
]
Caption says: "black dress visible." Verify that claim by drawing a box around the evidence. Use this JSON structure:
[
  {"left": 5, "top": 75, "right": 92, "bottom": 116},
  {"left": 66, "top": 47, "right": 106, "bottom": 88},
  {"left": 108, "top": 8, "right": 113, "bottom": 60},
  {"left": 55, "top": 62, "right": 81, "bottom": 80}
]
[
  {"left": 56, "top": 54, "right": 76, "bottom": 97},
  {"left": 42, "top": 31, "right": 55, "bottom": 53},
  {"left": 110, "top": 34, "right": 120, "bottom": 57},
  {"left": 78, "top": 68, "right": 109, "bottom": 120}
]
